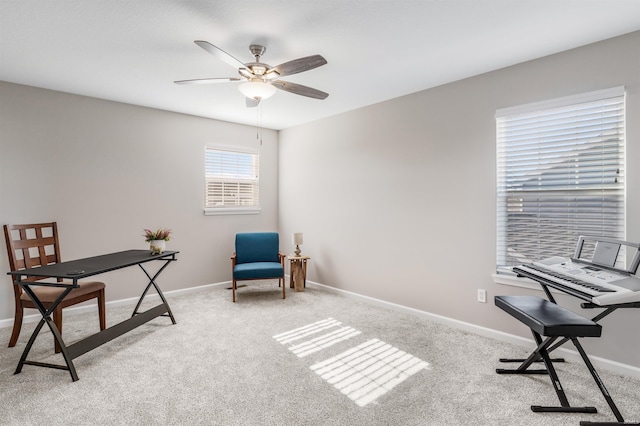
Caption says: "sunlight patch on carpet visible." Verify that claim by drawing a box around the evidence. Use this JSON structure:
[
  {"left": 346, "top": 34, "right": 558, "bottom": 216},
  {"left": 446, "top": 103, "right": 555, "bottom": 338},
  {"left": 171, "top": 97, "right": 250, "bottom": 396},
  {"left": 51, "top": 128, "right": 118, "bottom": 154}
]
[
  {"left": 310, "top": 338, "right": 429, "bottom": 407},
  {"left": 273, "top": 318, "right": 342, "bottom": 344},
  {"left": 273, "top": 318, "right": 362, "bottom": 358}
]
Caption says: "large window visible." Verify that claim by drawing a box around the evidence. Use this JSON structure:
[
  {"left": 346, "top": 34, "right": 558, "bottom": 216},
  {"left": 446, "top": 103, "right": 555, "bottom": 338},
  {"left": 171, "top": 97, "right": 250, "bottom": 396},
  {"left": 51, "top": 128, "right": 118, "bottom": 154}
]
[
  {"left": 204, "top": 147, "right": 260, "bottom": 215},
  {"left": 496, "top": 87, "right": 625, "bottom": 273}
]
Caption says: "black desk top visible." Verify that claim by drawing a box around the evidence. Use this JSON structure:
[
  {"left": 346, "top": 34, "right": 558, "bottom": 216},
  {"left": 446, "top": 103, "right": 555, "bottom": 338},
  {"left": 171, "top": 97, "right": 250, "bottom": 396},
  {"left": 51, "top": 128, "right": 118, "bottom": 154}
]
[{"left": 7, "top": 249, "right": 178, "bottom": 281}]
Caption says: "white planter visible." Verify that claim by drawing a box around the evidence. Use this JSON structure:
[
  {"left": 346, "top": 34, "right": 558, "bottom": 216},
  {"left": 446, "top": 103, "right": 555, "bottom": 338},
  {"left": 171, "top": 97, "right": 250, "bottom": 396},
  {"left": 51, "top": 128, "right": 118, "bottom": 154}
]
[{"left": 150, "top": 240, "right": 166, "bottom": 254}]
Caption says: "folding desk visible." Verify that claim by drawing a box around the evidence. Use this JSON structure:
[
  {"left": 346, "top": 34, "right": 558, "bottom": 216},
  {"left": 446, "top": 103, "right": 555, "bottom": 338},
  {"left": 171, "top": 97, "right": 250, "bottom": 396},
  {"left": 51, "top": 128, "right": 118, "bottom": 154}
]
[{"left": 7, "top": 249, "right": 178, "bottom": 381}]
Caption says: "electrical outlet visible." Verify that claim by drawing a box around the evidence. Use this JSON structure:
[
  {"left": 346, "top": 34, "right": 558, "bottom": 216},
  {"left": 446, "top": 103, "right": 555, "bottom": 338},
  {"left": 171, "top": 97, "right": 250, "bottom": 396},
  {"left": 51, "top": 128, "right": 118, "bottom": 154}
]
[{"left": 477, "top": 289, "right": 487, "bottom": 303}]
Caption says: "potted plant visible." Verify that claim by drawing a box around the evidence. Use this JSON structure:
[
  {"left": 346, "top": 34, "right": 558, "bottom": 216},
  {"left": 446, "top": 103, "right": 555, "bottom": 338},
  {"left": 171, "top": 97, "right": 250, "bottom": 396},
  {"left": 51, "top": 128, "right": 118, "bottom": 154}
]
[{"left": 144, "top": 228, "right": 172, "bottom": 254}]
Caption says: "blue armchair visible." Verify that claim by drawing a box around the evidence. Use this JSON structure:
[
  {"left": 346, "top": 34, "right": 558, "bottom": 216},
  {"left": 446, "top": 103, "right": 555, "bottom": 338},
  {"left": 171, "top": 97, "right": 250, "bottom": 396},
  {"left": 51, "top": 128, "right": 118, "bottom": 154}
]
[{"left": 231, "top": 232, "right": 286, "bottom": 302}]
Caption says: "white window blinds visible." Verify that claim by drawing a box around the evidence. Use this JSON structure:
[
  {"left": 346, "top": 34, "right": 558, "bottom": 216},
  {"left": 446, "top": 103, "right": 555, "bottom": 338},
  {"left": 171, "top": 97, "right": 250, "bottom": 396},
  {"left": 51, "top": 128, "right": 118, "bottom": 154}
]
[
  {"left": 204, "top": 147, "right": 260, "bottom": 214},
  {"left": 496, "top": 87, "right": 625, "bottom": 272}
]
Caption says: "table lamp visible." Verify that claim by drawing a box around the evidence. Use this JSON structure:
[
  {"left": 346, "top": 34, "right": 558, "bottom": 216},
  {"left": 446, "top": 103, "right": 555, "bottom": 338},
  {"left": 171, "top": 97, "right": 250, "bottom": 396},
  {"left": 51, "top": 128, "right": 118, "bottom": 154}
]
[{"left": 293, "top": 233, "right": 303, "bottom": 256}]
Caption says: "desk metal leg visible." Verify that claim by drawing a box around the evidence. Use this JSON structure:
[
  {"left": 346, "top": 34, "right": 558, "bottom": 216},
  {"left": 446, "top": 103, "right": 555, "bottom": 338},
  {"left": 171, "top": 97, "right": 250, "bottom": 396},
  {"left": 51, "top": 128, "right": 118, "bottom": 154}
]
[
  {"left": 133, "top": 260, "right": 176, "bottom": 324},
  {"left": 16, "top": 284, "right": 79, "bottom": 381},
  {"left": 15, "top": 317, "right": 80, "bottom": 381}
]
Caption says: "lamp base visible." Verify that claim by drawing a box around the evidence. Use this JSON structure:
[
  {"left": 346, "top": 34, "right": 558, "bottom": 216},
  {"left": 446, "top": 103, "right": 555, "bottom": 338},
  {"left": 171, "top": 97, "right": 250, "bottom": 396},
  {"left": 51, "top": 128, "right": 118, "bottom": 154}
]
[{"left": 294, "top": 245, "right": 301, "bottom": 257}]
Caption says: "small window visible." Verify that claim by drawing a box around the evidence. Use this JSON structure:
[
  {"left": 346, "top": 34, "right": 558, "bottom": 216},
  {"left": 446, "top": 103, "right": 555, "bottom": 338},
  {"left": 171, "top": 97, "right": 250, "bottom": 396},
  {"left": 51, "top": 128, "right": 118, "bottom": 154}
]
[
  {"left": 496, "top": 87, "right": 625, "bottom": 273},
  {"left": 204, "top": 147, "right": 260, "bottom": 215}
]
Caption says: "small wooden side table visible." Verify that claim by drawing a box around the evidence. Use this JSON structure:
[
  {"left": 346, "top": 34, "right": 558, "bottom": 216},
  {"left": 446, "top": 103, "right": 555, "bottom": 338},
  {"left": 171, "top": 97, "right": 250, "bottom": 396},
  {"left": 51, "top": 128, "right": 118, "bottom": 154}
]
[{"left": 288, "top": 255, "right": 310, "bottom": 292}]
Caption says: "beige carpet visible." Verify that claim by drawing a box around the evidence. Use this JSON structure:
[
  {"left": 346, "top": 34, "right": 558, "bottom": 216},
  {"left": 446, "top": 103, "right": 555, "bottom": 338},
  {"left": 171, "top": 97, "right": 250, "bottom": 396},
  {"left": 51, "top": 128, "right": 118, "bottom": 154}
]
[{"left": 1, "top": 281, "right": 639, "bottom": 425}]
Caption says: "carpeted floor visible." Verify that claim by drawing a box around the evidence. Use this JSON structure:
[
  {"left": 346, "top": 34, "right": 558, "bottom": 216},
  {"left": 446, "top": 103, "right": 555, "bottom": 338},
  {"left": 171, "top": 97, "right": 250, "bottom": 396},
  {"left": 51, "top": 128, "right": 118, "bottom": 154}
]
[{"left": 1, "top": 281, "right": 639, "bottom": 425}]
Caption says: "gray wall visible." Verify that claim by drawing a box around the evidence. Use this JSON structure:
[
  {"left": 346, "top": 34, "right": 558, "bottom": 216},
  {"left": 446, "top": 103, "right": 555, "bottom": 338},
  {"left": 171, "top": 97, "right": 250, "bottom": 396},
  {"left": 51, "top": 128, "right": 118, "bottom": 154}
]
[
  {"left": 278, "top": 31, "right": 640, "bottom": 368},
  {"left": 0, "top": 82, "right": 279, "bottom": 319}
]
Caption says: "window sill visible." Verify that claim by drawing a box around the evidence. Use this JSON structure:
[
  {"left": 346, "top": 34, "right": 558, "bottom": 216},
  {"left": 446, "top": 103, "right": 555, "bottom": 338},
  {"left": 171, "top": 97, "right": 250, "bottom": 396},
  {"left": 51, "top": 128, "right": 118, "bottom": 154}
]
[{"left": 204, "top": 207, "right": 261, "bottom": 216}]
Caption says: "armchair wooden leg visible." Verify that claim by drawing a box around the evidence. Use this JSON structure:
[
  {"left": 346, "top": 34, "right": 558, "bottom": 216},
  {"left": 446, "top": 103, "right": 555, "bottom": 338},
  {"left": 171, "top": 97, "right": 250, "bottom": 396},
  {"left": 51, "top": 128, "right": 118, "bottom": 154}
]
[
  {"left": 98, "top": 288, "right": 106, "bottom": 330},
  {"left": 232, "top": 279, "right": 236, "bottom": 303},
  {"left": 281, "top": 277, "right": 285, "bottom": 299},
  {"left": 8, "top": 306, "right": 23, "bottom": 347}
]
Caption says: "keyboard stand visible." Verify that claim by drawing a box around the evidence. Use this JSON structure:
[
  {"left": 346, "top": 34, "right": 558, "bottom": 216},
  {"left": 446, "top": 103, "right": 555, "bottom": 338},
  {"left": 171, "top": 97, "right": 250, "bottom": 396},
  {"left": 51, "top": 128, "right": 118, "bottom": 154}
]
[
  {"left": 507, "top": 268, "right": 640, "bottom": 425},
  {"left": 573, "top": 301, "right": 640, "bottom": 426}
]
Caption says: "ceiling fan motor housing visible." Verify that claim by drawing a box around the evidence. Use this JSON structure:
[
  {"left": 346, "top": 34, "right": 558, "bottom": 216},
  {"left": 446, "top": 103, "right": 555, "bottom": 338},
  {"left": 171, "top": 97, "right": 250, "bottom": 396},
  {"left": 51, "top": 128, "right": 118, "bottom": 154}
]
[{"left": 249, "top": 44, "right": 266, "bottom": 60}]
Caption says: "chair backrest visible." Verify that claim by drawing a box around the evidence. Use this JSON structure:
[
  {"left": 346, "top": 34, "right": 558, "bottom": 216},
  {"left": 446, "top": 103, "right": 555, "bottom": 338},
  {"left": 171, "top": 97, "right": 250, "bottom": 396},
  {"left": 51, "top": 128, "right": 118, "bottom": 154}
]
[
  {"left": 235, "top": 232, "right": 280, "bottom": 264},
  {"left": 3, "top": 222, "right": 62, "bottom": 284}
]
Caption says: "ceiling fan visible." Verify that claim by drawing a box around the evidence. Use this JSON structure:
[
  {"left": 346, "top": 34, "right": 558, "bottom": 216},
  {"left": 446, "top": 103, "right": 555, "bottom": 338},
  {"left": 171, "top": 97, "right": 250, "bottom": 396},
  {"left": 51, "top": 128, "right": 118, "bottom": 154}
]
[{"left": 175, "top": 41, "right": 329, "bottom": 107}]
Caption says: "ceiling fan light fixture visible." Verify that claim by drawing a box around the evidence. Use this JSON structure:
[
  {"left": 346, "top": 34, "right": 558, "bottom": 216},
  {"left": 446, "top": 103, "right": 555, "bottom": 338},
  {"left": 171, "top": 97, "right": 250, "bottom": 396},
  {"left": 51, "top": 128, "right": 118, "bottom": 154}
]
[
  {"left": 238, "top": 81, "right": 277, "bottom": 100},
  {"left": 264, "top": 69, "right": 280, "bottom": 80},
  {"left": 239, "top": 68, "right": 253, "bottom": 79},
  {"left": 252, "top": 65, "right": 267, "bottom": 75}
]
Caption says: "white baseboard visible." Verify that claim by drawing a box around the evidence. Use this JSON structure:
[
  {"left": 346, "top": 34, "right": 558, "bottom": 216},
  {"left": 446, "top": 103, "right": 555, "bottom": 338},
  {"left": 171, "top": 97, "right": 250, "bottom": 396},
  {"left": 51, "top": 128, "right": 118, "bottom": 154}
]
[
  {"left": 305, "top": 280, "right": 640, "bottom": 380},
  {"left": 3, "top": 278, "right": 639, "bottom": 380}
]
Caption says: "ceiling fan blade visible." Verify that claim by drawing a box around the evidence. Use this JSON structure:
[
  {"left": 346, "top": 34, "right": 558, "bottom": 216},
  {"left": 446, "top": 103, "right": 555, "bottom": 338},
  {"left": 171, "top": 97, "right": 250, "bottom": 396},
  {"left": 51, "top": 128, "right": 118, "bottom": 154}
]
[
  {"left": 194, "top": 40, "right": 247, "bottom": 70},
  {"left": 174, "top": 77, "right": 242, "bottom": 85},
  {"left": 272, "top": 55, "right": 327, "bottom": 77},
  {"left": 272, "top": 81, "right": 329, "bottom": 99},
  {"left": 246, "top": 97, "right": 260, "bottom": 108}
]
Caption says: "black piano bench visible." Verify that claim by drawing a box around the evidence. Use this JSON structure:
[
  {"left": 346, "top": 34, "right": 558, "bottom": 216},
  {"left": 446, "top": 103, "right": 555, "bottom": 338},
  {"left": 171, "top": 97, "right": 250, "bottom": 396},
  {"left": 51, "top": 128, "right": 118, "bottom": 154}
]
[
  {"left": 495, "top": 295, "right": 606, "bottom": 417},
  {"left": 495, "top": 295, "right": 602, "bottom": 338}
]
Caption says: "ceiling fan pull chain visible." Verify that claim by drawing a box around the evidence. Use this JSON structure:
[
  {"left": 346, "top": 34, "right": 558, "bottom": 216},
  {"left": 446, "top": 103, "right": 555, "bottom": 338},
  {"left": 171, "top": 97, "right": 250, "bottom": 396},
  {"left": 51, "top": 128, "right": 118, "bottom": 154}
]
[
  {"left": 259, "top": 106, "right": 263, "bottom": 145},
  {"left": 256, "top": 105, "right": 262, "bottom": 145}
]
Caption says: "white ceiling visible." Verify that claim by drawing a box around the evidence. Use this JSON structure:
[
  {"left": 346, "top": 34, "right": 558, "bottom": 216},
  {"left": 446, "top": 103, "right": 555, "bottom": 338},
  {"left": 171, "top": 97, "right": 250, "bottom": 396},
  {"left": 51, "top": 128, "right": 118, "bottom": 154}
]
[{"left": 2, "top": 1, "right": 640, "bottom": 130}]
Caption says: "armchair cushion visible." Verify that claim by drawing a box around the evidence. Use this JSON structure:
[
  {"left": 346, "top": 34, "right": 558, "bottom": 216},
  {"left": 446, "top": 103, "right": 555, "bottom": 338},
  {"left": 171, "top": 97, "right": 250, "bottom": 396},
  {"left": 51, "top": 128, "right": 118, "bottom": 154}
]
[{"left": 234, "top": 262, "right": 284, "bottom": 280}]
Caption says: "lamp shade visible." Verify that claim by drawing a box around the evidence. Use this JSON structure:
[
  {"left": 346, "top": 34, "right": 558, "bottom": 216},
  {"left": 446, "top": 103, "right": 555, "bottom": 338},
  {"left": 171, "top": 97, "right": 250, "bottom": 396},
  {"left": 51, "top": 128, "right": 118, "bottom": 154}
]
[
  {"left": 293, "top": 233, "right": 303, "bottom": 245},
  {"left": 238, "top": 81, "right": 277, "bottom": 100}
]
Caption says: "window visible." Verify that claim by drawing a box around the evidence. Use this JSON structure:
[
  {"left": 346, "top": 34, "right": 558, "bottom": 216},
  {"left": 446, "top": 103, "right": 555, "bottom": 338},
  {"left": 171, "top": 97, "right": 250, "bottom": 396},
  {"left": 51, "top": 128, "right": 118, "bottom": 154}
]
[
  {"left": 204, "top": 147, "right": 260, "bottom": 215},
  {"left": 496, "top": 87, "right": 625, "bottom": 274}
]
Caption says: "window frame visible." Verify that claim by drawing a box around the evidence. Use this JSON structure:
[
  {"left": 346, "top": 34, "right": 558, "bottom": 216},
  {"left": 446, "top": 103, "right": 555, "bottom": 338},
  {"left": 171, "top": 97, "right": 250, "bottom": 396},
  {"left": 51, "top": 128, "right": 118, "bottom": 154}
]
[
  {"left": 203, "top": 145, "right": 261, "bottom": 216},
  {"left": 495, "top": 87, "right": 626, "bottom": 276}
]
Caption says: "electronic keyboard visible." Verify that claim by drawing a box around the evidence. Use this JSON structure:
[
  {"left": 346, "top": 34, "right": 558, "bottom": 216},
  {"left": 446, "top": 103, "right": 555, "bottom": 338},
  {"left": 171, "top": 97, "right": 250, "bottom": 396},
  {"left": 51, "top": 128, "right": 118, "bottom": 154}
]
[{"left": 514, "top": 257, "right": 640, "bottom": 306}]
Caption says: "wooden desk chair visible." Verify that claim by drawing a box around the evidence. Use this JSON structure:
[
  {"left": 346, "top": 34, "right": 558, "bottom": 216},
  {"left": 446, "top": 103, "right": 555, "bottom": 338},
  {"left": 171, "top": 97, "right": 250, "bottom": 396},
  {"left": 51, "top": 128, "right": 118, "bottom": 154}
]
[{"left": 3, "top": 222, "right": 106, "bottom": 353}]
